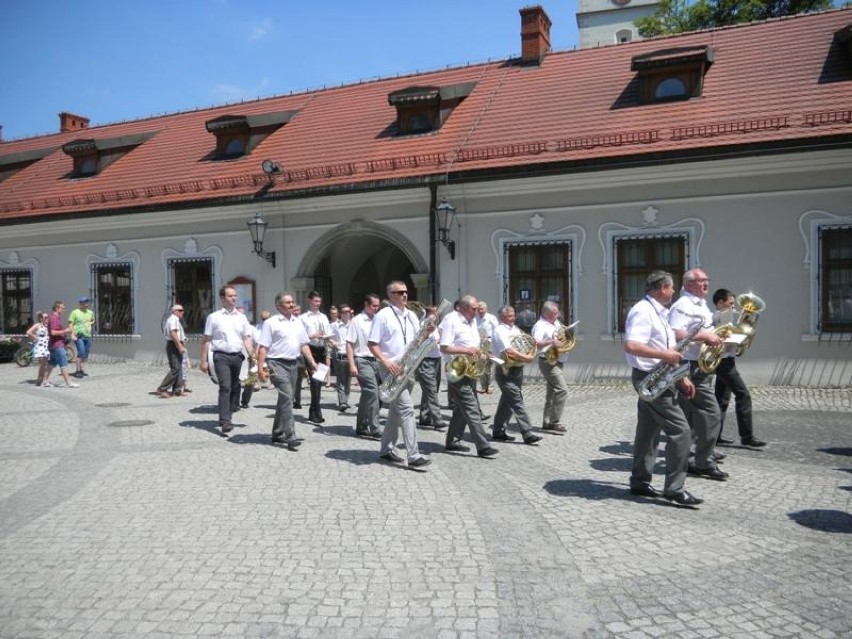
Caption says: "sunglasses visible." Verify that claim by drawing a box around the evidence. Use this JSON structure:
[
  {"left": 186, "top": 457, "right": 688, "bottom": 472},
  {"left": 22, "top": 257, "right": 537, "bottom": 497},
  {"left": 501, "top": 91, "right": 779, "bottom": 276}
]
[{"left": 390, "top": 290, "right": 408, "bottom": 296}]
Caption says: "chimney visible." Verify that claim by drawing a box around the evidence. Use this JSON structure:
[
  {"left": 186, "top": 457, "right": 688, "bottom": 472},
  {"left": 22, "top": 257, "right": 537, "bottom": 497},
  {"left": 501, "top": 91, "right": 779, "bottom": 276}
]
[
  {"left": 520, "top": 5, "right": 552, "bottom": 65},
  {"left": 59, "top": 112, "right": 90, "bottom": 133}
]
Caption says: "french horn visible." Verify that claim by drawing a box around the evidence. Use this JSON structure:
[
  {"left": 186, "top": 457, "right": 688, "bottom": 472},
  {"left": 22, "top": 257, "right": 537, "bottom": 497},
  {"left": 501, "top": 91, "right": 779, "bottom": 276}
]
[
  {"left": 502, "top": 332, "right": 537, "bottom": 372},
  {"left": 544, "top": 321, "right": 578, "bottom": 365}
]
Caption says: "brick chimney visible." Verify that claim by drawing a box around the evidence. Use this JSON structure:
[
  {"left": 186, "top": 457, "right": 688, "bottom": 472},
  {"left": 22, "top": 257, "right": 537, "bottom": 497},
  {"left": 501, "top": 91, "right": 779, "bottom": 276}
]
[
  {"left": 520, "top": 5, "right": 552, "bottom": 65},
  {"left": 59, "top": 112, "right": 90, "bottom": 133}
]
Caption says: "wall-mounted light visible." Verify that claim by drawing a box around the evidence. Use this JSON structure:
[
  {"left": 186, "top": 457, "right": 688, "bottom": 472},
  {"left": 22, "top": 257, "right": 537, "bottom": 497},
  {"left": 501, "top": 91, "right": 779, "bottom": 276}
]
[
  {"left": 261, "top": 159, "right": 281, "bottom": 176},
  {"left": 247, "top": 212, "right": 276, "bottom": 268},
  {"left": 434, "top": 196, "right": 456, "bottom": 260}
]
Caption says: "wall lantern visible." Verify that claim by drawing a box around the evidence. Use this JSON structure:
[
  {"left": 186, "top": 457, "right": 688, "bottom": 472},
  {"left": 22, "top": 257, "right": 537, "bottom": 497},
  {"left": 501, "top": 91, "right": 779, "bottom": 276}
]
[
  {"left": 434, "top": 196, "right": 456, "bottom": 260},
  {"left": 247, "top": 212, "right": 276, "bottom": 268}
]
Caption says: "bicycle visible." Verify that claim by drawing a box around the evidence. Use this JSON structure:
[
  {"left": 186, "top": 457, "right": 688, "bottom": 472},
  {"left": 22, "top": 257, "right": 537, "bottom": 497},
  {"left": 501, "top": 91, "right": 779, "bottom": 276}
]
[{"left": 14, "top": 341, "right": 77, "bottom": 367}]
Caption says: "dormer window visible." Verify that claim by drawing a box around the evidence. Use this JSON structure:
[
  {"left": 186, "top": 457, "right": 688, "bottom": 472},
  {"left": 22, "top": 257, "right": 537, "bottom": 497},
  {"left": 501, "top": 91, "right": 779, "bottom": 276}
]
[
  {"left": 204, "top": 110, "right": 297, "bottom": 161},
  {"left": 0, "top": 146, "right": 56, "bottom": 183},
  {"left": 835, "top": 24, "right": 852, "bottom": 65},
  {"left": 388, "top": 82, "right": 477, "bottom": 136},
  {"left": 61, "top": 132, "right": 155, "bottom": 179},
  {"left": 631, "top": 45, "right": 714, "bottom": 104}
]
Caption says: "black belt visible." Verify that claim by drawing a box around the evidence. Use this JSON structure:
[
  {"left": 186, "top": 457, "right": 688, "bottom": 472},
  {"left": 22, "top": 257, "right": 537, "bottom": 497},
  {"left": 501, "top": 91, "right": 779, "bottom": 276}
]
[
  {"left": 270, "top": 358, "right": 297, "bottom": 364},
  {"left": 336, "top": 353, "right": 348, "bottom": 359},
  {"left": 356, "top": 355, "right": 375, "bottom": 360},
  {"left": 213, "top": 350, "right": 242, "bottom": 355}
]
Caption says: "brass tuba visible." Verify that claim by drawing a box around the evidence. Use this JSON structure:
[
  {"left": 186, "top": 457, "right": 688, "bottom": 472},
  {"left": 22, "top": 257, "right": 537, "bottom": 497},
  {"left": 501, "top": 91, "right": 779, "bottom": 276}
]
[
  {"left": 697, "top": 292, "right": 765, "bottom": 373},
  {"left": 544, "top": 321, "right": 577, "bottom": 365},
  {"left": 502, "top": 332, "right": 537, "bottom": 372}
]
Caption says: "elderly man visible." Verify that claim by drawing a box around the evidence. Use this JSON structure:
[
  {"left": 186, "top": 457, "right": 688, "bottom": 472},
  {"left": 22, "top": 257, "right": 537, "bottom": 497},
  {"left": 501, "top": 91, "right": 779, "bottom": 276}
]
[
  {"left": 200, "top": 285, "right": 255, "bottom": 436},
  {"left": 624, "top": 271, "right": 701, "bottom": 507},
  {"left": 531, "top": 301, "right": 570, "bottom": 435},
  {"left": 257, "top": 292, "right": 318, "bottom": 451},
  {"left": 368, "top": 280, "right": 432, "bottom": 470},
  {"left": 490, "top": 305, "right": 542, "bottom": 446},
  {"left": 668, "top": 268, "right": 728, "bottom": 481},
  {"left": 155, "top": 304, "right": 188, "bottom": 398},
  {"left": 347, "top": 293, "right": 383, "bottom": 439},
  {"left": 440, "top": 295, "right": 499, "bottom": 458}
]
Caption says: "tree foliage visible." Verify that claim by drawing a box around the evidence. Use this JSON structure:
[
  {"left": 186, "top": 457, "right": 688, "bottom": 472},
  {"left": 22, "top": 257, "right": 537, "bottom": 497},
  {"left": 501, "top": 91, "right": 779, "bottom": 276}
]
[{"left": 635, "top": 0, "right": 834, "bottom": 37}]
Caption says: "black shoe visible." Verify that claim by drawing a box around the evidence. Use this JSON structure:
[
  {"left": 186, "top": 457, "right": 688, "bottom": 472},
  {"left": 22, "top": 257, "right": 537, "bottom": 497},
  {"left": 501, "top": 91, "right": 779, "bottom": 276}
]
[
  {"left": 418, "top": 419, "right": 432, "bottom": 427},
  {"left": 687, "top": 465, "right": 729, "bottom": 481},
  {"left": 339, "top": 404, "right": 349, "bottom": 412},
  {"left": 491, "top": 432, "right": 516, "bottom": 442},
  {"left": 81, "top": 371, "right": 89, "bottom": 377},
  {"left": 629, "top": 485, "right": 660, "bottom": 498},
  {"left": 480, "top": 413, "right": 492, "bottom": 421},
  {"left": 293, "top": 403, "right": 302, "bottom": 409},
  {"left": 663, "top": 491, "right": 703, "bottom": 507},
  {"left": 240, "top": 403, "right": 249, "bottom": 409},
  {"left": 220, "top": 422, "right": 233, "bottom": 435},
  {"left": 380, "top": 450, "right": 404, "bottom": 463},
  {"left": 445, "top": 443, "right": 471, "bottom": 453},
  {"left": 717, "top": 436, "right": 735, "bottom": 445},
  {"left": 477, "top": 447, "right": 499, "bottom": 459},
  {"left": 523, "top": 434, "right": 543, "bottom": 445},
  {"left": 742, "top": 437, "right": 767, "bottom": 448},
  {"left": 712, "top": 451, "right": 726, "bottom": 461},
  {"left": 408, "top": 457, "right": 432, "bottom": 471},
  {"left": 433, "top": 423, "right": 448, "bottom": 431},
  {"left": 309, "top": 415, "right": 325, "bottom": 424},
  {"left": 356, "top": 431, "right": 380, "bottom": 440}
]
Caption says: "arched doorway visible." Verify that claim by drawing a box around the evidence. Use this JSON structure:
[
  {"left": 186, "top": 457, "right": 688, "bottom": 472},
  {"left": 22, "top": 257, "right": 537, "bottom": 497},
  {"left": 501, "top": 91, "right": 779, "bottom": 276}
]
[{"left": 292, "top": 219, "right": 429, "bottom": 312}]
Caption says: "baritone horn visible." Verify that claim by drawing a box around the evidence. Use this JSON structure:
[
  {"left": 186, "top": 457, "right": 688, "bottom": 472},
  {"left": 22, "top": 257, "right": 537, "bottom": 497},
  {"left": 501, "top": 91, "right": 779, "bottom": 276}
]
[
  {"left": 734, "top": 292, "right": 765, "bottom": 356},
  {"left": 697, "top": 291, "right": 766, "bottom": 374}
]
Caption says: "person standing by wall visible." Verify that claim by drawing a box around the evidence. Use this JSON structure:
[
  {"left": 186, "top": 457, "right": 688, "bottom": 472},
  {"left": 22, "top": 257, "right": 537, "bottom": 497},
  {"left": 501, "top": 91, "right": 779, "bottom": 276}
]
[
  {"left": 26, "top": 311, "right": 51, "bottom": 387},
  {"left": 69, "top": 296, "right": 94, "bottom": 378},
  {"left": 44, "top": 301, "right": 78, "bottom": 388}
]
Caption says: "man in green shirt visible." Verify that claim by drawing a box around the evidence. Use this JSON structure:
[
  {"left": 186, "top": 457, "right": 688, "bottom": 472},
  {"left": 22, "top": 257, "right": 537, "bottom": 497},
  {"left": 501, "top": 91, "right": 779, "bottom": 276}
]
[{"left": 69, "top": 296, "right": 95, "bottom": 378}]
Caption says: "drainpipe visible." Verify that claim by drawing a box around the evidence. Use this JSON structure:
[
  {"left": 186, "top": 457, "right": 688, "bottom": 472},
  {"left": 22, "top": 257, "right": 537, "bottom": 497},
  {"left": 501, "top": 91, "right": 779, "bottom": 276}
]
[{"left": 429, "top": 183, "right": 438, "bottom": 305}]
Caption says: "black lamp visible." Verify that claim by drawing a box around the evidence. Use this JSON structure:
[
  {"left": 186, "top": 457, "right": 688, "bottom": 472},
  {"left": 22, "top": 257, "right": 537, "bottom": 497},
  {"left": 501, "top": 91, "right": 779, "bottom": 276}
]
[
  {"left": 435, "top": 196, "right": 456, "bottom": 260},
  {"left": 261, "top": 159, "right": 281, "bottom": 176},
  {"left": 247, "top": 212, "right": 276, "bottom": 268}
]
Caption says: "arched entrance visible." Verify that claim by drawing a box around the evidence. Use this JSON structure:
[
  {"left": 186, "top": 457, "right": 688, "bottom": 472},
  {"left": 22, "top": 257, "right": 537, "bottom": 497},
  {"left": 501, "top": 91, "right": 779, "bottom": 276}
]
[{"left": 292, "top": 219, "right": 430, "bottom": 311}]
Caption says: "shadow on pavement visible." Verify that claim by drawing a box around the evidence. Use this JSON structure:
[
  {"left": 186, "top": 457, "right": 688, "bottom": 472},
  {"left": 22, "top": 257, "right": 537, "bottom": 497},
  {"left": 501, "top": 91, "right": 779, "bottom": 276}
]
[
  {"left": 178, "top": 419, "right": 224, "bottom": 437},
  {"left": 788, "top": 509, "right": 852, "bottom": 533},
  {"left": 544, "top": 478, "right": 694, "bottom": 509},
  {"left": 326, "top": 448, "right": 389, "bottom": 467},
  {"left": 818, "top": 447, "right": 852, "bottom": 456},
  {"left": 598, "top": 441, "right": 633, "bottom": 456},
  {"left": 188, "top": 405, "right": 219, "bottom": 414}
]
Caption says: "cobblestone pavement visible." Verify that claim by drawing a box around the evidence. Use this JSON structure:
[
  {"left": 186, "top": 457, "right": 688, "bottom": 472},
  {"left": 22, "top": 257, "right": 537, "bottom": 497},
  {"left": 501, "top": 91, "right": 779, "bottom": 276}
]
[{"left": 0, "top": 362, "right": 849, "bottom": 639}]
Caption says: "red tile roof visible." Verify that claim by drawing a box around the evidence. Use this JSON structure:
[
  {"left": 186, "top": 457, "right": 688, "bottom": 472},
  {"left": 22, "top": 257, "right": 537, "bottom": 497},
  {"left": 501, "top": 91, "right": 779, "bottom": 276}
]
[{"left": 1, "top": 8, "right": 850, "bottom": 222}]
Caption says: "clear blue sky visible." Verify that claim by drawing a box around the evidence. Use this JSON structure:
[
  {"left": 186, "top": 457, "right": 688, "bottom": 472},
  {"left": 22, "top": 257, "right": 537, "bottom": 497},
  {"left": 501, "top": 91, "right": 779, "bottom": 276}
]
[{"left": 0, "top": 0, "right": 580, "bottom": 141}]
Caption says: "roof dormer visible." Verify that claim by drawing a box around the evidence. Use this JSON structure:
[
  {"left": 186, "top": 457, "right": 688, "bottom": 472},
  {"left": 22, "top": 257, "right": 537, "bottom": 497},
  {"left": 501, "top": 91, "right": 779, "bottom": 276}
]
[
  {"left": 204, "top": 110, "right": 297, "bottom": 160},
  {"left": 631, "top": 45, "right": 715, "bottom": 104},
  {"left": 387, "top": 82, "right": 477, "bottom": 136},
  {"left": 0, "top": 147, "right": 56, "bottom": 183},
  {"left": 835, "top": 24, "right": 852, "bottom": 65},
  {"left": 61, "top": 132, "right": 156, "bottom": 179}
]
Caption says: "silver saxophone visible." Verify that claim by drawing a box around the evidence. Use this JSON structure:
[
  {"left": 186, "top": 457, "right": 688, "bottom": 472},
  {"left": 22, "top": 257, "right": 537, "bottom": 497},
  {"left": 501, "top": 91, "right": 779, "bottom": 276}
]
[
  {"left": 636, "top": 314, "right": 704, "bottom": 402},
  {"left": 378, "top": 298, "right": 453, "bottom": 403}
]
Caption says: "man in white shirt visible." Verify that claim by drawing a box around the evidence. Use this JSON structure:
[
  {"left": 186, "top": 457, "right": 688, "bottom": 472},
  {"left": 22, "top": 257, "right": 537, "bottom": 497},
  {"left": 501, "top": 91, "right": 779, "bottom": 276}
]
[
  {"left": 257, "top": 292, "right": 318, "bottom": 450},
  {"left": 301, "top": 291, "right": 331, "bottom": 424},
  {"left": 490, "top": 306, "right": 542, "bottom": 445},
  {"left": 624, "top": 270, "right": 701, "bottom": 507},
  {"left": 330, "top": 304, "right": 353, "bottom": 412},
  {"left": 440, "top": 295, "right": 498, "bottom": 459},
  {"left": 475, "top": 302, "right": 499, "bottom": 394},
  {"left": 347, "top": 294, "right": 383, "bottom": 438},
  {"left": 200, "top": 286, "right": 255, "bottom": 436},
  {"left": 155, "top": 304, "right": 188, "bottom": 398},
  {"left": 669, "top": 268, "right": 727, "bottom": 481},
  {"left": 368, "top": 281, "right": 431, "bottom": 470},
  {"left": 531, "top": 301, "right": 570, "bottom": 435}
]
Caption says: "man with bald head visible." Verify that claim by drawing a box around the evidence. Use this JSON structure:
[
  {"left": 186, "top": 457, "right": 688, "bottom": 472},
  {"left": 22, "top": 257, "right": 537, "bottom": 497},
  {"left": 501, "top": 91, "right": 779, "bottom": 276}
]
[{"left": 669, "top": 268, "right": 727, "bottom": 482}]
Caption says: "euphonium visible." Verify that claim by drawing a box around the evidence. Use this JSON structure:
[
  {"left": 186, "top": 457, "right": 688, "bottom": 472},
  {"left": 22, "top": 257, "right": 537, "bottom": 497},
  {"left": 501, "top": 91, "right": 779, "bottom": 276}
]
[
  {"left": 544, "top": 322, "right": 577, "bottom": 365},
  {"left": 378, "top": 299, "right": 452, "bottom": 403},
  {"left": 734, "top": 292, "right": 765, "bottom": 356},
  {"left": 502, "top": 332, "right": 537, "bottom": 372}
]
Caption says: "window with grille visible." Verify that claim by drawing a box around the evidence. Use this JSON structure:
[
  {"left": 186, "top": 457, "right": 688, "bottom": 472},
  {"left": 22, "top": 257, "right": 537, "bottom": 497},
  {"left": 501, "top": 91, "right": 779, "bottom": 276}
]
[
  {"left": 615, "top": 236, "right": 686, "bottom": 332},
  {"left": 93, "top": 264, "right": 133, "bottom": 334},
  {"left": 171, "top": 259, "right": 213, "bottom": 334},
  {"left": 1, "top": 269, "right": 33, "bottom": 333},
  {"left": 505, "top": 242, "right": 572, "bottom": 333},
  {"left": 820, "top": 226, "right": 852, "bottom": 332}
]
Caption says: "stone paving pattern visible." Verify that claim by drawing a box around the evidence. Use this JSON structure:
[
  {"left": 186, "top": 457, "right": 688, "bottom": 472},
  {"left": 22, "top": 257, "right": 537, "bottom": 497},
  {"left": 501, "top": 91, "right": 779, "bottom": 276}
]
[{"left": 0, "top": 362, "right": 850, "bottom": 638}]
